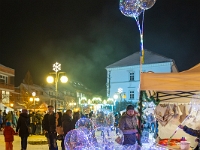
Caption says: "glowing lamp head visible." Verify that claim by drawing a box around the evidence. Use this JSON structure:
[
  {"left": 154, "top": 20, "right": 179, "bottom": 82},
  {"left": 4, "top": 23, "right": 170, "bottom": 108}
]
[
  {"left": 47, "top": 76, "right": 54, "bottom": 83},
  {"left": 113, "top": 94, "right": 118, "bottom": 100},
  {"left": 32, "top": 92, "right": 36, "bottom": 97},
  {"left": 60, "top": 76, "right": 68, "bottom": 83},
  {"left": 35, "top": 98, "right": 40, "bottom": 101},
  {"left": 103, "top": 100, "right": 107, "bottom": 105}
]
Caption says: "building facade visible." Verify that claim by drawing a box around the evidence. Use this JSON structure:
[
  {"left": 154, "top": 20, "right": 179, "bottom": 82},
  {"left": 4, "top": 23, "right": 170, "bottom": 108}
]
[
  {"left": 0, "top": 64, "right": 15, "bottom": 110},
  {"left": 106, "top": 50, "right": 178, "bottom": 111}
]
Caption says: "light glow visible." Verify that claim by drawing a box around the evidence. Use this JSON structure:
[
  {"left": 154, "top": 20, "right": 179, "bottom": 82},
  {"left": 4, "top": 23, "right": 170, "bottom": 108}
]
[
  {"left": 113, "top": 94, "right": 118, "bottom": 100},
  {"left": 60, "top": 75, "right": 68, "bottom": 83},
  {"left": 47, "top": 76, "right": 54, "bottom": 83}
]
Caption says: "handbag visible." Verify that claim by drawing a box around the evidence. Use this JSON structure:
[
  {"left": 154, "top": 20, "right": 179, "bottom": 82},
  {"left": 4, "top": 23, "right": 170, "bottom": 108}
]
[{"left": 25, "top": 122, "right": 32, "bottom": 134}]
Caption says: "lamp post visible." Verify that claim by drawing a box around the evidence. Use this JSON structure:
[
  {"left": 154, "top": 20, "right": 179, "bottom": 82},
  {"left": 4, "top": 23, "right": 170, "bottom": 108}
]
[
  {"left": 47, "top": 62, "right": 68, "bottom": 113},
  {"left": 113, "top": 94, "right": 118, "bottom": 112},
  {"left": 113, "top": 88, "right": 126, "bottom": 112},
  {"left": 30, "top": 92, "right": 40, "bottom": 112}
]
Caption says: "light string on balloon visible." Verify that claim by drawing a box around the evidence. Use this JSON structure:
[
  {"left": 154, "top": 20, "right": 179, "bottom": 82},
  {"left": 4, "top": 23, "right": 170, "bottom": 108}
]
[
  {"left": 135, "top": 11, "right": 145, "bottom": 66},
  {"left": 119, "top": 0, "right": 157, "bottom": 146}
]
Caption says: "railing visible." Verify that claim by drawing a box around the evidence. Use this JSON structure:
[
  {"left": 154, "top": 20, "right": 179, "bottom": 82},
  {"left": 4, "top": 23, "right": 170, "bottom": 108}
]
[{"left": 0, "top": 83, "right": 14, "bottom": 91}]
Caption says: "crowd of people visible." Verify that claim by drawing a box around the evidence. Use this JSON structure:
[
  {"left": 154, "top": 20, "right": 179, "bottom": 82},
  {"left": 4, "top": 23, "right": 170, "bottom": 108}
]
[
  {"left": 0, "top": 105, "right": 82, "bottom": 150},
  {"left": 0, "top": 104, "right": 145, "bottom": 150}
]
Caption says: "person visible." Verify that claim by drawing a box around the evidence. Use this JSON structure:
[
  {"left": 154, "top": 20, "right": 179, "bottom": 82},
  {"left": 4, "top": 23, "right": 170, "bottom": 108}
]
[
  {"left": 35, "top": 111, "right": 42, "bottom": 135},
  {"left": 3, "top": 109, "right": 7, "bottom": 128},
  {"left": 119, "top": 105, "right": 138, "bottom": 145},
  {"left": 12, "top": 111, "right": 17, "bottom": 128},
  {"left": 3, "top": 121, "right": 15, "bottom": 150},
  {"left": 56, "top": 112, "right": 64, "bottom": 140},
  {"left": 179, "top": 125, "right": 200, "bottom": 150},
  {"left": 16, "top": 109, "right": 30, "bottom": 150},
  {"left": 6, "top": 111, "right": 13, "bottom": 126},
  {"left": 0, "top": 110, "right": 3, "bottom": 130},
  {"left": 42, "top": 105, "right": 58, "bottom": 150},
  {"left": 61, "top": 109, "right": 73, "bottom": 150},
  {"left": 71, "top": 111, "right": 80, "bottom": 129}
]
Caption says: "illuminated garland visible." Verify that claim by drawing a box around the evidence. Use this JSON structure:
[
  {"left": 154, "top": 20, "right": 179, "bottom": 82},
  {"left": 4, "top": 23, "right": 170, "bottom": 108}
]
[
  {"left": 137, "top": 91, "right": 160, "bottom": 145},
  {"left": 142, "top": 91, "right": 160, "bottom": 105}
]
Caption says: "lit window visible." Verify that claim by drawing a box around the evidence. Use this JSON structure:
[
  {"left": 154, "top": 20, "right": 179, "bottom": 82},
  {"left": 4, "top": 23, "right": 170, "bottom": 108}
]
[
  {"left": 0, "top": 74, "right": 8, "bottom": 84},
  {"left": 130, "top": 72, "right": 134, "bottom": 81},
  {"left": 2, "top": 90, "right": 10, "bottom": 103},
  {"left": 130, "top": 91, "right": 134, "bottom": 99}
]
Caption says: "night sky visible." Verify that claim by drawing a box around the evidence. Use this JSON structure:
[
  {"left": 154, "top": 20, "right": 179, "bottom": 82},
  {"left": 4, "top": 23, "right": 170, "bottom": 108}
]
[{"left": 1, "top": 0, "right": 200, "bottom": 94}]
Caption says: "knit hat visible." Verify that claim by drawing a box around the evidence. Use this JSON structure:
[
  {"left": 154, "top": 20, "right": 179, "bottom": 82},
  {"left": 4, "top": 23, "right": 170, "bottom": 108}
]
[
  {"left": 126, "top": 105, "right": 134, "bottom": 111},
  {"left": 22, "top": 109, "right": 28, "bottom": 113},
  {"left": 6, "top": 122, "right": 11, "bottom": 126}
]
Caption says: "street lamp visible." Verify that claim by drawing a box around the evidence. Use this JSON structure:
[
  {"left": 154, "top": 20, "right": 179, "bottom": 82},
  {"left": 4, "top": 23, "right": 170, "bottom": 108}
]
[
  {"left": 47, "top": 62, "right": 68, "bottom": 113},
  {"left": 113, "top": 88, "right": 127, "bottom": 112},
  {"left": 30, "top": 92, "right": 40, "bottom": 112}
]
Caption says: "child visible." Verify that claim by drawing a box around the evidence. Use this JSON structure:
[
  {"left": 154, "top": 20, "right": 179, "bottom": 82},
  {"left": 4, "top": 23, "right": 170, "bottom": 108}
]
[{"left": 3, "top": 122, "right": 15, "bottom": 150}]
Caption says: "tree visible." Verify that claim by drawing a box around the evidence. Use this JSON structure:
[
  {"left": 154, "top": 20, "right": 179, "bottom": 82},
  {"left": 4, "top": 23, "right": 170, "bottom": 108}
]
[{"left": 23, "top": 71, "right": 33, "bottom": 85}]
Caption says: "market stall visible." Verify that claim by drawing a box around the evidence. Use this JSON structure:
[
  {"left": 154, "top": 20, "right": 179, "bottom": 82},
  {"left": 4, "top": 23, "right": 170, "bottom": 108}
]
[{"left": 140, "top": 63, "right": 200, "bottom": 149}]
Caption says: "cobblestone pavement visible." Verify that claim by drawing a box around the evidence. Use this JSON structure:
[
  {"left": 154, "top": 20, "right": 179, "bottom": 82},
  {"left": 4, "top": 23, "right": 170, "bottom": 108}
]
[{"left": 0, "top": 131, "right": 62, "bottom": 150}]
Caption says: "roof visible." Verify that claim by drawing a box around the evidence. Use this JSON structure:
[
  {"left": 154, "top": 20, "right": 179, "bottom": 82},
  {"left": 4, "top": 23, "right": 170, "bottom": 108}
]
[
  {"left": 106, "top": 50, "right": 173, "bottom": 69},
  {"left": 141, "top": 63, "right": 200, "bottom": 92}
]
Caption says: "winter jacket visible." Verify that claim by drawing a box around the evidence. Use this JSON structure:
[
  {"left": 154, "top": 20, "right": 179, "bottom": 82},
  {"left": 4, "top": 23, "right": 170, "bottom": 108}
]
[
  {"left": 4, "top": 126, "right": 15, "bottom": 142},
  {"left": 42, "top": 112, "right": 56, "bottom": 133},
  {"left": 119, "top": 113, "right": 138, "bottom": 145},
  {"left": 119, "top": 113, "right": 138, "bottom": 134},
  {"left": 5, "top": 112, "right": 12, "bottom": 123},
  {"left": 62, "top": 113, "right": 73, "bottom": 135},
  {"left": 16, "top": 113, "right": 30, "bottom": 137}
]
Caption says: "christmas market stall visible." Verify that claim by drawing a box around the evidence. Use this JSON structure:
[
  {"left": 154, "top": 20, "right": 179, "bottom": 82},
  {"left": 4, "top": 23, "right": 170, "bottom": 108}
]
[{"left": 140, "top": 63, "right": 200, "bottom": 149}]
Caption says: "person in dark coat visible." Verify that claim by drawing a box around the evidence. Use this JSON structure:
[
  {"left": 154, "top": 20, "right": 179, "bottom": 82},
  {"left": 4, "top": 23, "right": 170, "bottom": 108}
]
[
  {"left": 3, "top": 109, "right": 7, "bottom": 128},
  {"left": 61, "top": 109, "right": 73, "bottom": 150},
  {"left": 42, "top": 105, "right": 58, "bottom": 150},
  {"left": 71, "top": 111, "right": 80, "bottom": 129},
  {"left": 16, "top": 109, "right": 30, "bottom": 150},
  {"left": 179, "top": 125, "right": 200, "bottom": 150}
]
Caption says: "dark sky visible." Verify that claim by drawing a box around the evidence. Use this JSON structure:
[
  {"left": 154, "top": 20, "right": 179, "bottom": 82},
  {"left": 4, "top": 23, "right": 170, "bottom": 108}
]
[{"left": 1, "top": 0, "right": 200, "bottom": 93}]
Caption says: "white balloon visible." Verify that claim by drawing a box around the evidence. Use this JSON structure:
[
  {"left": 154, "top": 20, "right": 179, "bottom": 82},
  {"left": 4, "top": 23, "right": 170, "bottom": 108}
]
[
  {"left": 138, "top": 0, "right": 156, "bottom": 10},
  {"left": 119, "top": 0, "right": 143, "bottom": 18}
]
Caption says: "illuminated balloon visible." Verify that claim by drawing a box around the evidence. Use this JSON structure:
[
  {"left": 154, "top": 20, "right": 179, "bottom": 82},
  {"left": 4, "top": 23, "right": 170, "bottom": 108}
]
[
  {"left": 138, "top": 0, "right": 156, "bottom": 10},
  {"left": 119, "top": 0, "right": 143, "bottom": 18},
  {"left": 64, "top": 129, "right": 89, "bottom": 150}
]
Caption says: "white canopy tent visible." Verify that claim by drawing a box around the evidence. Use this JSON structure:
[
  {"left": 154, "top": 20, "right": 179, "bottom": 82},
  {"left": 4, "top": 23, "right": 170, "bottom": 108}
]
[{"left": 0, "top": 103, "right": 14, "bottom": 112}]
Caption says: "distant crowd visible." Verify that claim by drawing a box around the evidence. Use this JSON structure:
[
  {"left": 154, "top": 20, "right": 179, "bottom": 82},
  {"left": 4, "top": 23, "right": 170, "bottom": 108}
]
[{"left": 0, "top": 106, "right": 93, "bottom": 150}]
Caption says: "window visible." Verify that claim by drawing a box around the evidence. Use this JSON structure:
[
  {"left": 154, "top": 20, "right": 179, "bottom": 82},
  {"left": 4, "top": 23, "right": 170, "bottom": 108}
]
[
  {"left": 2, "top": 91, "right": 10, "bottom": 103},
  {"left": 130, "top": 72, "right": 134, "bottom": 81},
  {"left": 130, "top": 91, "right": 134, "bottom": 99},
  {"left": 0, "top": 74, "right": 8, "bottom": 84}
]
